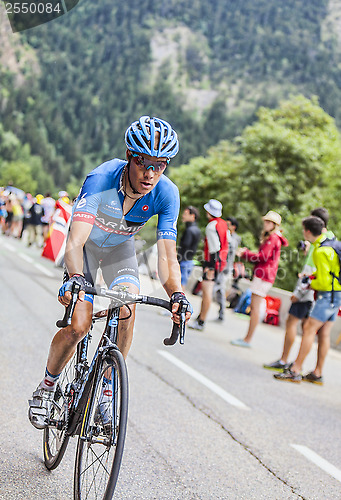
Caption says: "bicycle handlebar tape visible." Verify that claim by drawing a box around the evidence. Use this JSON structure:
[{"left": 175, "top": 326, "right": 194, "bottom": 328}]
[
  {"left": 163, "top": 323, "right": 180, "bottom": 345},
  {"left": 163, "top": 300, "right": 188, "bottom": 345},
  {"left": 84, "top": 286, "right": 98, "bottom": 296},
  {"left": 144, "top": 296, "right": 171, "bottom": 310}
]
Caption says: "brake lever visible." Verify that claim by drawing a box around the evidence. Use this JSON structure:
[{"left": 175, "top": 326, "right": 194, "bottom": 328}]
[
  {"left": 179, "top": 303, "right": 187, "bottom": 345},
  {"left": 56, "top": 282, "right": 81, "bottom": 328}
]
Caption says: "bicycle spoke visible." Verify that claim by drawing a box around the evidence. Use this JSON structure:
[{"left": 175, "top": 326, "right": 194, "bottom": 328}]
[
  {"left": 80, "top": 448, "right": 111, "bottom": 477},
  {"left": 82, "top": 448, "right": 110, "bottom": 499}
]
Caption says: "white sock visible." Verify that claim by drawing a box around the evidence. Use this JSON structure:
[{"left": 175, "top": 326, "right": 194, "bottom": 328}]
[
  {"left": 39, "top": 368, "right": 60, "bottom": 391},
  {"left": 99, "top": 377, "right": 112, "bottom": 403}
]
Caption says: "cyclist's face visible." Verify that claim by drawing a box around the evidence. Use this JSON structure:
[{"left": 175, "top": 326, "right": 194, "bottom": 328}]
[{"left": 127, "top": 150, "right": 167, "bottom": 194}]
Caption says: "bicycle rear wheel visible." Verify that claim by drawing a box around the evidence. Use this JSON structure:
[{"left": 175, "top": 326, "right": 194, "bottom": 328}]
[
  {"left": 43, "top": 351, "right": 77, "bottom": 470},
  {"left": 74, "top": 349, "right": 128, "bottom": 500}
]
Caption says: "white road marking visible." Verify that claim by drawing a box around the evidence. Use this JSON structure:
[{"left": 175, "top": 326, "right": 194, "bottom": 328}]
[
  {"left": 158, "top": 350, "right": 250, "bottom": 410},
  {"left": 1, "top": 238, "right": 57, "bottom": 278},
  {"left": 291, "top": 444, "right": 341, "bottom": 483},
  {"left": 34, "top": 263, "right": 55, "bottom": 278},
  {"left": 3, "top": 243, "right": 16, "bottom": 251},
  {"left": 18, "top": 252, "right": 34, "bottom": 263}
]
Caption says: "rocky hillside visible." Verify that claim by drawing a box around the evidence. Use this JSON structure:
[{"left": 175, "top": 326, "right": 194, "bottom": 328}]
[{"left": 1, "top": 0, "right": 341, "bottom": 186}]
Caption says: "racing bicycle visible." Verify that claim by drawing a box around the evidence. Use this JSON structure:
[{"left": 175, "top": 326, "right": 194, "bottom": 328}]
[{"left": 42, "top": 283, "right": 187, "bottom": 499}]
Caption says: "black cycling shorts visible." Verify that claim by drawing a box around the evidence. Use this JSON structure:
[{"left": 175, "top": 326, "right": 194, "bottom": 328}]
[{"left": 82, "top": 239, "right": 140, "bottom": 303}]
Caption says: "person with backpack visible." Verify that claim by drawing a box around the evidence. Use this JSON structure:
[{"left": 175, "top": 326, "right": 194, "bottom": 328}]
[
  {"left": 264, "top": 207, "right": 334, "bottom": 372},
  {"left": 189, "top": 199, "right": 228, "bottom": 331},
  {"left": 231, "top": 210, "right": 288, "bottom": 347},
  {"left": 274, "top": 215, "right": 341, "bottom": 384}
]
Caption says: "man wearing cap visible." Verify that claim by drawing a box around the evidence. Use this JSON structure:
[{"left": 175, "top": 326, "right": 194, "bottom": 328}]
[
  {"left": 231, "top": 210, "right": 288, "bottom": 347},
  {"left": 189, "top": 199, "right": 228, "bottom": 331}
]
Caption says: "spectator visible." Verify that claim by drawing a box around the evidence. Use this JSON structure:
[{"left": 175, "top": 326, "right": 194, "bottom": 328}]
[
  {"left": 274, "top": 216, "right": 341, "bottom": 384},
  {"left": 41, "top": 192, "right": 56, "bottom": 242},
  {"left": 0, "top": 189, "right": 7, "bottom": 233},
  {"left": 20, "top": 193, "right": 34, "bottom": 239},
  {"left": 226, "top": 217, "right": 241, "bottom": 278},
  {"left": 58, "top": 190, "right": 69, "bottom": 200},
  {"left": 214, "top": 216, "right": 241, "bottom": 321},
  {"left": 231, "top": 210, "right": 288, "bottom": 347},
  {"left": 4, "top": 194, "right": 13, "bottom": 235},
  {"left": 10, "top": 194, "right": 24, "bottom": 238},
  {"left": 264, "top": 207, "right": 334, "bottom": 371},
  {"left": 177, "top": 205, "right": 202, "bottom": 288},
  {"left": 27, "top": 196, "right": 44, "bottom": 247},
  {"left": 189, "top": 199, "right": 228, "bottom": 331}
]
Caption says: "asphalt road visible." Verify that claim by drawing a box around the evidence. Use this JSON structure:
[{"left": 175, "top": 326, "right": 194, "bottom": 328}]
[{"left": 0, "top": 234, "right": 340, "bottom": 499}]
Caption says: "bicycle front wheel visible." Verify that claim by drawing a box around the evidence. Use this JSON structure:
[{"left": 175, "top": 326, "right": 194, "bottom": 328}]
[
  {"left": 43, "top": 351, "right": 77, "bottom": 470},
  {"left": 74, "top": 349, "right": 129, "bottom": 500}
]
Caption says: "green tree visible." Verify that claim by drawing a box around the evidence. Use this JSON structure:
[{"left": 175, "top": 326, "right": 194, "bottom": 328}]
[
  {"left": 171, "top": 95, "right": 341, "bottom": 290},
  {"left": 170, "top": 140, "right": 243, "bottom": 227},
  {"left": 0, "top": 161, "right": 37, "bottom": 193},
  {"left": 238, "top": 95, "right": 341, "bottom": 232}
]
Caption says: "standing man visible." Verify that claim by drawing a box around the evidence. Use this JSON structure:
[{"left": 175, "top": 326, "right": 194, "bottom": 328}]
[
  {"left": 40, "top": 192, "right": 56, "bottom": 242},
  {"left": 214, "top": 216, "right": 241, "bottom": 321},
  {"left": 189, "top": 199, "right": 228, "bottom": 331},
  {"left": 274, "top": 216, "right": 341, "bottom": 384},
  {"left": 28, "top": 116, "right": 192, "bottom": 430},
  {"left": 177, "top": 205, "right": 201, "bottom": 288},
  {"left": 27, "top": 195, "right": 45, "bottom": 247}
]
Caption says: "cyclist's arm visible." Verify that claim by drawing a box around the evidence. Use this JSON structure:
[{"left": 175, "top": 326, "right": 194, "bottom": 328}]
[
  {"left": 157, "top": 238, "right": 182, "bottom": 297},
  {"left": 64, "top": 221, "right": 93, "bottom": 276},
  {"left": 157, "top": 238, "right": 191, "bottom": 323},
  {"left": 58, "top": 221, "right": 93, "bottom": 306}
]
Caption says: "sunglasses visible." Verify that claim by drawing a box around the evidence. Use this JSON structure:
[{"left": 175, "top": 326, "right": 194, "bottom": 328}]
[{"left": 130, "top": 152, "right": 169, "bottom": 172}]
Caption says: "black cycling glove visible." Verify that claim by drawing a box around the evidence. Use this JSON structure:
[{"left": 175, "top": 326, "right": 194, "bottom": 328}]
[
  {"left": 58, "top": 274, "right": 91, "bottom": 297},
  {"left": 170, "top": 292, "right": 193, "bottom": 314}
]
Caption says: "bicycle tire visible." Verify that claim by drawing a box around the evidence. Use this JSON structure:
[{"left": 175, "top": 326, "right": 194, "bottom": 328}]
[
  {"left": 74, "top": 349, "right": 129, "bottom": 500},
  {"left": 43, "top": 352, "right": 77, "bottom": 470}
]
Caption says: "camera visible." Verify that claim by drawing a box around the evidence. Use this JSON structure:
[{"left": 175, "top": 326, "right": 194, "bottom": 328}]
[
  {"left": 301, "top": 275, "right": 312, "bottom": 289},
  {"left": 297, "top": 240, "right": 306, "bottom": 251}
]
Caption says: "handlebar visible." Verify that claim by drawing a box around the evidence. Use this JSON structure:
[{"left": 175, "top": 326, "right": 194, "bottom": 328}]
[{"left": 56, "top": 283, "right": 188, "bottom": 346}]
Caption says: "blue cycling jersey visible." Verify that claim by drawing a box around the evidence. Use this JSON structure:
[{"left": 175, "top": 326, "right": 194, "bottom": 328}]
[{"left": 72, "top": 159, "right": 180, "bottom": 248}]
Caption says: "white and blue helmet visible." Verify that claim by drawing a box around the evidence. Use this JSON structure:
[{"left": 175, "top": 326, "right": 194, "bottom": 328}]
[{"left": 125, "top": 116, "right": 179, "bottom": 159}]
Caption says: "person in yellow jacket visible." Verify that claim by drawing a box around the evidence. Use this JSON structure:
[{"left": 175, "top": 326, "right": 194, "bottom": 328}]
[{"left": 275, "top": 215, "right": 341, "bottom": 385}]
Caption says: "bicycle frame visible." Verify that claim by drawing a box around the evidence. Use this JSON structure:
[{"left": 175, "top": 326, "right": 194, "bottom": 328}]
[
  {"left": 53, "top": 283, "right": 187, "bottom": 436},
  {"left": 65, "top": 302, "right": 122, "bottom": 437}
]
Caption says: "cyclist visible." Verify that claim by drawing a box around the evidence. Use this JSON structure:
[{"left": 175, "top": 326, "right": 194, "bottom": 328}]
[{"left": 29, "top": 116, "right": 192, "bottom": 429}]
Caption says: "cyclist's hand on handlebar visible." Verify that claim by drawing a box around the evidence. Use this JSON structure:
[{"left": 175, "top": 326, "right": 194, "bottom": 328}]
[
  {"left": 170, "top": 292, "right": 193, "bottom": 324},
  {"left": 58, "top": 274, "right": 90, "bottom": 306}
]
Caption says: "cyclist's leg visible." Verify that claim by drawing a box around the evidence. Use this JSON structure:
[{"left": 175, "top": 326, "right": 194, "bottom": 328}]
[
  {"left": 116, "top": 282, "right": 139, "bottom": 358},
  {"left": 29, "top": 242, "right": 97, "bottom": 429},
  {"left": 46, "top": 240, "right": 101, "bottom": 376},
  {"left": 46, "top": 300, "right": 93, "bottom": 375}
]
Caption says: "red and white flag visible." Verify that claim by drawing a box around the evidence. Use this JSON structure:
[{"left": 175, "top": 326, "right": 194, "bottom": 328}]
[{"left": 42, "top": 200, "right": 72, "bottom": 265}]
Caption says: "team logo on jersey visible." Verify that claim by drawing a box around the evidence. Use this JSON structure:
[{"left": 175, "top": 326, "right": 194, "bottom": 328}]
[
  {"left": 142, "top": 205, "right": 149, "bottom": 211},
  {"left": 77, "top": 193, "right": 87, "bottom": 210}
]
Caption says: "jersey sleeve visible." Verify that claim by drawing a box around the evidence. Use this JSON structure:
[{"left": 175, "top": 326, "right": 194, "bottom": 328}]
[
  {"left": 156, "top": 181, "right": 180, "bottom": 241},
  {"left": 72, "top": 172, "right": 109, "bottom": 225}
]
